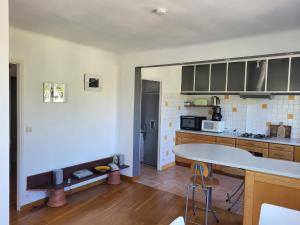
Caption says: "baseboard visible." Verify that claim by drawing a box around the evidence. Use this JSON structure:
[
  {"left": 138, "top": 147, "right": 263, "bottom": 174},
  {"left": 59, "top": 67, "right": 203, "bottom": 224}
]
[
  {"left": 20, "top": 179, "right": 106, "bottom": 212},
  {"left": 175, "top": 161, "right": 190, "bottom": 168},
  {"left": 20, "top": 198, "right": 48, "bottom": 212},
  {"left": 121, "top": 174, "right": 139, "bottom": 182},
  {"left": 161, "top": 162, "right": 176, "bottom": 171}
]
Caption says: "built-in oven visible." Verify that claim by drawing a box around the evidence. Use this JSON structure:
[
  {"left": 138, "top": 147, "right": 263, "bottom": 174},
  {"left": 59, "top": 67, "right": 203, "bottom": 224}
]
[{"left": 180, "top": 116, "right": 207, "bottom": 131}]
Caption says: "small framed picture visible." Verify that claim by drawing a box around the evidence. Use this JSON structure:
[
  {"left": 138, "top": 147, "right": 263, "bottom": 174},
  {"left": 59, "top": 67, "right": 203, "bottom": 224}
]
[
  {"left": 43, "top": 82, "right": 67, "bottom": 103},
  {"left": 84, "top": 74, "right": 102, "bottom": 92}
]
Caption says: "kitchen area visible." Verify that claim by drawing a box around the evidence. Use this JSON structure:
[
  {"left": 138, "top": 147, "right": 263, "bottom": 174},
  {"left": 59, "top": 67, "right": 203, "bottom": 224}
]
[
  {"left": 140, "top": 52, "right": 300, "bottom": 225},
  {"left": 177, "top": 94, "right": 300, "bottom": 167},
  {"left": 141, "top": 53, "right": 300, "bottom": 170}
]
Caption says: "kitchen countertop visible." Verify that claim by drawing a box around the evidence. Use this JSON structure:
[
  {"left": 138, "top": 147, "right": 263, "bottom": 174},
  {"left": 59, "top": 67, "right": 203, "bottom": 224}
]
[
  {"left": 177, "top": 129, "right": 300, "bottom": 147},
  {"left": 174, "top": 143, "right": 300, "bottom": 179}
]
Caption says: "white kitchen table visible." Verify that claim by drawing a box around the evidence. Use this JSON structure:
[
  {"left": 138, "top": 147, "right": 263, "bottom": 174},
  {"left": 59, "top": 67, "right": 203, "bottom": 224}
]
[
  {"left": 173, "top": 143, "right": 300, "bottom": 179},
  {"left": 173, "top": 143, "right": 300, "bottom": 225}
]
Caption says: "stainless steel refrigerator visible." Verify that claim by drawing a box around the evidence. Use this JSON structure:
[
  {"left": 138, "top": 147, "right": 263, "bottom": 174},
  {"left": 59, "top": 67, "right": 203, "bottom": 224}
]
[{"left": 141, "top": 80, "right": 160, "bottom": 167}]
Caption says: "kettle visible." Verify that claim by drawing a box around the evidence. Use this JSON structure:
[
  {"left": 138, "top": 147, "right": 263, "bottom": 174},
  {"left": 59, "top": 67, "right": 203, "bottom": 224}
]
[{"left": 211, "top": 96, "right": 220, "bottom": 106}]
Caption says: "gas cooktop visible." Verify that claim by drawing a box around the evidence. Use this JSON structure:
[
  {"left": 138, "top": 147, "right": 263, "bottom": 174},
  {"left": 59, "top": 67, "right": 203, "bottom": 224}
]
[{"left": 239, "top": 133, "right": 270, "bottom": 140}]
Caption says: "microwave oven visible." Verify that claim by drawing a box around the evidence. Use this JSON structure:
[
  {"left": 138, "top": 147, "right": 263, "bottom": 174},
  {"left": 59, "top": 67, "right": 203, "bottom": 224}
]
[
  {"left": 180, "top": 116, "right": 207, "bottom": 131},
  {"left": 201, "top": 120, "right": 225, "bottom": 133}
]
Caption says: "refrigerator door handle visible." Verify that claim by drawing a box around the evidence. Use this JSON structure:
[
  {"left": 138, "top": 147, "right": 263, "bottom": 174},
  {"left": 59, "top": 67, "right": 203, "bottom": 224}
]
[
  {"left": 150, "top": 120, "right": 156, "bottom": 130},
  {"left": 143, "top": 123, "right": 147, "bottom": 140}
]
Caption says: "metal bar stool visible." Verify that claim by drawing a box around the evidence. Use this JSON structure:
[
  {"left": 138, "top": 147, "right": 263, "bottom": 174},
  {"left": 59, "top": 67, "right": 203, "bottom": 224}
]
[
  {"left": 185, "top": 161, "right": 220, "bottom": 225},
  {"left": 226, "top": 180, "right": 244, "bottom": 211}
]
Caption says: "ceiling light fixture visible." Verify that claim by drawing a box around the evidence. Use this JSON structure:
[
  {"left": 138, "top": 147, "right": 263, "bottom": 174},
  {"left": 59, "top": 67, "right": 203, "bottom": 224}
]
[{"left": 153, "top": 7, "right": 168, "bottom": 16}]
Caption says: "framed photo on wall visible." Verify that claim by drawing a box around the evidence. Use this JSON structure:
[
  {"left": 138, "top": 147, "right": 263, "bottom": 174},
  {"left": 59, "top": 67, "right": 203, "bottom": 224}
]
[
  {"left": 43, "top": 82, "right": 67, "bottom": 103},
  {"left": 84, "top": 74, "right": 103, "bottom": 92}
]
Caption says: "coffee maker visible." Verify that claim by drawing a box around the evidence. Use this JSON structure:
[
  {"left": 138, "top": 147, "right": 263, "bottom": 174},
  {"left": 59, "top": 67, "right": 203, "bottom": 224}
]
[{"left": 211, "top": 96, "right": 222, "bottom": 121}]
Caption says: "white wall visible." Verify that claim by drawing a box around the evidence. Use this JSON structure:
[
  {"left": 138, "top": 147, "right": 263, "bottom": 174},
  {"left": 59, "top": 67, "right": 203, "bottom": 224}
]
[
  {"left": 118, "top": 29, "right": 300, "bottom": 176},
  {"left": 142, "top": 66, "right": 181, "bottom": 93},
  {"left": 0, "top": 0, "right": 9, "bottom": 224},
  {"left": 9, "top": 27, "right": 120, "bottom": 205}
]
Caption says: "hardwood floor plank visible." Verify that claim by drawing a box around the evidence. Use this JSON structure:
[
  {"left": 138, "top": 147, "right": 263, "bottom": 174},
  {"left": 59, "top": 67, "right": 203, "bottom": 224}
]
[{"left": 10, "top": 181, "right": 242, "bottom": 225}]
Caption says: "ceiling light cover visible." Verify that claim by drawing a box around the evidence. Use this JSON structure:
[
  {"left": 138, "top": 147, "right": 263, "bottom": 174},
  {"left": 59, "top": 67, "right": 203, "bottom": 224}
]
[{"left": 153, "top": 7, "right": 168, "bottom": 15}]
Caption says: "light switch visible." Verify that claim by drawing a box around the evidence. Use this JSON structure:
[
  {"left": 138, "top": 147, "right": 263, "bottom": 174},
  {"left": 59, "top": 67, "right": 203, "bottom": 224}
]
[{"left": 25, "top": 126, "right": 32, "bottom": 133}]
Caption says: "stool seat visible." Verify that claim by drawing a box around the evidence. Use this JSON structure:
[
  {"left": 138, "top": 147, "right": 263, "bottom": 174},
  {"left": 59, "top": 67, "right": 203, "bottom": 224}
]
[{"left": 190, "top": 176, "right": 219, "bottom": 187}]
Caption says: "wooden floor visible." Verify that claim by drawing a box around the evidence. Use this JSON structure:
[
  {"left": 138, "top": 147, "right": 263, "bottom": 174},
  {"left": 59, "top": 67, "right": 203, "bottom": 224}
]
[
  {"left": 136, "top": 164, "right": 244, "bottom": 214},
  {"left": 10, "top": 181, "right": 242, "bottom": 225}
]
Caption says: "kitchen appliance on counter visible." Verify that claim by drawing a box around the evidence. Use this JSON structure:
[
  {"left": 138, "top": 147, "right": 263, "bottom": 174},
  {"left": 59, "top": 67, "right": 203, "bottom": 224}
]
[
  {"left": 239, "top": 133, "right": 270, "bottom": 140},
  {"left": 202, "top": 120, "right": 225, "bottom": 133},
  {"left": 180, "top": 116, "right": 207, "bottom": 131},
  {"left": 211, "top": 96, "right": 220, "bottom": 106},
  {"left": 212, "top": 106, "right": 222, "bottom": 121},
  {"left": 211, "top": 96, "right": 222, "bottom": 121}
]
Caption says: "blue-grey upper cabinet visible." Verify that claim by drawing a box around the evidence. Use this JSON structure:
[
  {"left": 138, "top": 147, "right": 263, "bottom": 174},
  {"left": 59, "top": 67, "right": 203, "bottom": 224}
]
[
  {"left": 267, "top": 58, "right": 289, "bottom": 92},
  {"left": 210, "top": 63, "right": 227, "bottom": 92},
  {"left": 290, "top": 57, "right": 300, "bottom": 92},
  {"left": 246, "top": 60, "right": 267, "bottom": 92},
  {"left": 227, "top": 62, "right": 245, "bottom": 92},
  {"left": 181, "top": 65, "right": 195, "bottom": 92},
  {"left": 195, "top": 64, "right": 210, "bottom": 92}
]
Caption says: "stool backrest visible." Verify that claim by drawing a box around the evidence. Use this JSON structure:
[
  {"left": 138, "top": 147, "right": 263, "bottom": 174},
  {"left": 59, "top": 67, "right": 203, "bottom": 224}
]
[
  {"left": 191, "top": 161, "right": 209, "bottom": 187},
  {"left": 191, "top": 161, "right": 209, "bottom": 178}
]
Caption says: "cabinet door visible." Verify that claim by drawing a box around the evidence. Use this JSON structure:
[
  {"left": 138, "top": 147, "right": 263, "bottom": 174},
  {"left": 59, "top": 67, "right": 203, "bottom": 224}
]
[
  {"left": 210, "top": 63, "right": 226, "bottom": 92},
  {"left": 195, "top": 64, "right": 210, "bottom": 91},
  {"left": 294, "top": 147, "right": 300, "bottom": 162},
  {"left": 181, "top": 66, "right": 194, "bottom": 92},
  {"left": 246, "top": 60, "right": 267, "bottom": 92},
  {"left": 290, "top": 57, "right": 300, "bottom": 91},
  {"left": 267, "top": 58, "right": 289, "bottom": 91},
  {"left": 227, "top": 62, "right": 245, "bottom": 92}
]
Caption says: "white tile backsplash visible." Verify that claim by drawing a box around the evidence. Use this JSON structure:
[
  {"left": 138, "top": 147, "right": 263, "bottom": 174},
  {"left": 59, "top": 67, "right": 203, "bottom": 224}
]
[
  {"left": 158, "top": 93, "right": 300, "bottom": 167},
  {"left": 162, "top": 94, "right": 300, "bottom": 138}
]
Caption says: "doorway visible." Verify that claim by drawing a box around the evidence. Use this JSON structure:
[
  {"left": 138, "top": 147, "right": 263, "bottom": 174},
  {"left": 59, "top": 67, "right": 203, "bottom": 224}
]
[
  {"left": 9, "top": 63, "right": 18, "bottom": 209},
  {"left": 140, "top": 80, "right": 160, "bottom": 169}
]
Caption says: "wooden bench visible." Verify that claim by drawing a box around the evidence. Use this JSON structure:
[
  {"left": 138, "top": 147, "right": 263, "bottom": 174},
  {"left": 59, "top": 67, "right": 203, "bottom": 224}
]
[{"left": 27, "top": 156, "right": 129, "bottom": 207}]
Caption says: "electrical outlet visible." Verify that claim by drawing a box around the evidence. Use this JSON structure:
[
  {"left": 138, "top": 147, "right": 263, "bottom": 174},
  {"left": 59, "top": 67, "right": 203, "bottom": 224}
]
[{"left": 25, "top": 126, "right": 32, "bottom": 133}]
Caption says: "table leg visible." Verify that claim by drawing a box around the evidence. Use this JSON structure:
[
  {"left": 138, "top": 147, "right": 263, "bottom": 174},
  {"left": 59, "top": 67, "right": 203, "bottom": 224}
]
[
  {"left": 207, "top": 163, "right": 213, "bottom": 210},
  {"left": 208, "top": 163, "right": 213, "bottom": 177}
]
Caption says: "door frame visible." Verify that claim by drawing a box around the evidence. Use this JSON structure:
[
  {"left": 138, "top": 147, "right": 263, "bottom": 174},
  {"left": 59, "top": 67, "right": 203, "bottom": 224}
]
[
  {"left": 9, "top": 60, "right": 24, "bottom": 211},
  {"left": 141, "top": 79, "right": 162, "bottom": 171}
]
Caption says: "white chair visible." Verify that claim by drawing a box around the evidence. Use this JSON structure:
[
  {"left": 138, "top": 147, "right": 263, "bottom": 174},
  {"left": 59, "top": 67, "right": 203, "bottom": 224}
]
[
  {"left": 169, "top": 216, "right": 185, "bottom": 225},
  {"left": 259, "top": 203, "right": 300, "bottom": 225}
]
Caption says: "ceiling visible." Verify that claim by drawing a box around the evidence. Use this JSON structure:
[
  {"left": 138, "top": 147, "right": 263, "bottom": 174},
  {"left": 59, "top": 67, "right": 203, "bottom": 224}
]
[{"left": 10, "top": 0, "right": 300, "bottom": 53}]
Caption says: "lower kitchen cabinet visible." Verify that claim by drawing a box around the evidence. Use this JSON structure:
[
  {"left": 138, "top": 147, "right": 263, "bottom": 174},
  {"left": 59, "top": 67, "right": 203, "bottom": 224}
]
[
  {"left": 269, "top": 149, "right": 294, "bottom": 161},
  {"left": 175, "top": 132, "right": 216, "bottom": 166},
  {"left": 236, "top": 139, "right": 269, "bottom": 157},
  {"left": 294, "top": 147, "right": 300, "bottom": 162},
  {"left": 268, "top": 143, "right": 294, "bottom": 161},
  {"left": 215, "top": 136, "right": 235, "bottom": 147},
  {"left": 175, "top": 131, "right": 299, "bottom": 172},
  {"left": 244, "top": 171, "right": 300, "bottom": 225},
  {"left": 215, "top": 137, "right": 245, "bottom": 177}
]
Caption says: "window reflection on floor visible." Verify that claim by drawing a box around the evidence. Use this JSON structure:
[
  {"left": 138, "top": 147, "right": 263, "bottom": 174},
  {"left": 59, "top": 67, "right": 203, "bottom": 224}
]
[{"left": 136, "top": 164, "right": 244, "bottom": 215}]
